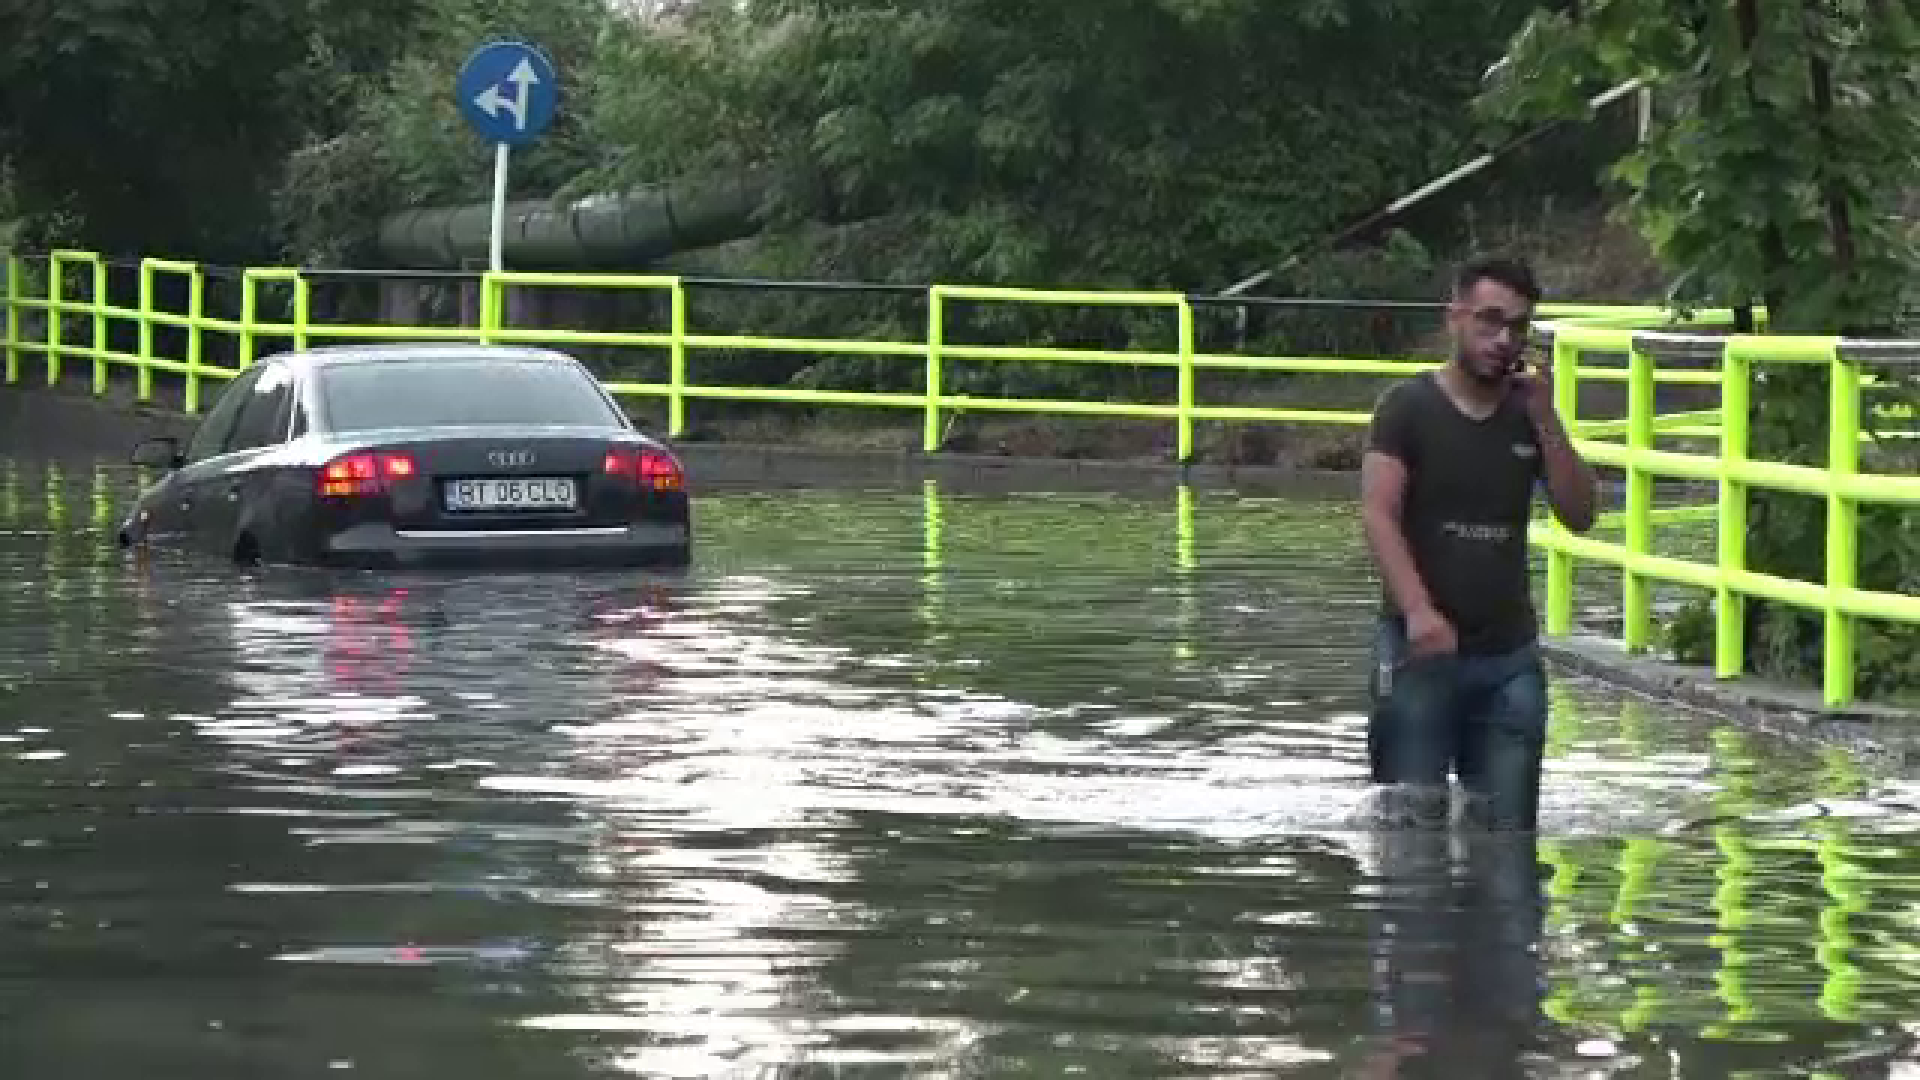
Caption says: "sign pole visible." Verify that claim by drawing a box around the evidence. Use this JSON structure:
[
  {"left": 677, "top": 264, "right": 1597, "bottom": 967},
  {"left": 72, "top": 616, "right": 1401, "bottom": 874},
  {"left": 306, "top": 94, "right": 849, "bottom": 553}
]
[
  {"left": 489, "top": 141, "right": 510, "bottom": 275},
  {"left": 456, "top": 39, "right": 560, "bottom": 277}
]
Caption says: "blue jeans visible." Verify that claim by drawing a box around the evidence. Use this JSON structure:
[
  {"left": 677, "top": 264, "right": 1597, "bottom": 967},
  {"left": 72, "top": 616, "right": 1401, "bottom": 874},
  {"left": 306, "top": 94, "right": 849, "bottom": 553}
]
[{"left": 1366, "top": 616, "right": 1549, "bottom": 831}]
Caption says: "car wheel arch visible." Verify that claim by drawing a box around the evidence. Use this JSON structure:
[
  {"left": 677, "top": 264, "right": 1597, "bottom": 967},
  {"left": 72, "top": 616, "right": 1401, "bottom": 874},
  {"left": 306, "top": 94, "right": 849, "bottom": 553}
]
[
  {"left": 231, "top": 501, "right": 269, "bottom": 565},
  {"left": 232, "top": 531, "right": 263, "bottom": 565}
]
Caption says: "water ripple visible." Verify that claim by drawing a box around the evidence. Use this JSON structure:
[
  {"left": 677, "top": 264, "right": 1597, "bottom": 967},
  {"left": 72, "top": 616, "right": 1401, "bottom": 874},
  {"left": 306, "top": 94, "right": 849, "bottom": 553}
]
[{"left": 0, "top": 467, "right": 1913, "bottom": 1078}]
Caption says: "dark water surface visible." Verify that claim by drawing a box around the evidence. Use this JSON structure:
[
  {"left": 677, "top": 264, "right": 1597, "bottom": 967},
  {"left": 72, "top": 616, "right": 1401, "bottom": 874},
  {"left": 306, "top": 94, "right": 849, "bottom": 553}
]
[{"left": 2, "top": 460, "right": 1918, "bottom": 1079}]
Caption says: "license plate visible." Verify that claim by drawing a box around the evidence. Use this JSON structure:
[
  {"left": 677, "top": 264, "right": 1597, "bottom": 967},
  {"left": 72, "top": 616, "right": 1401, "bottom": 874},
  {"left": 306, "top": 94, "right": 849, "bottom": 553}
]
[{"left": 444, "top": 476, "right": 578, "bottom": 512}]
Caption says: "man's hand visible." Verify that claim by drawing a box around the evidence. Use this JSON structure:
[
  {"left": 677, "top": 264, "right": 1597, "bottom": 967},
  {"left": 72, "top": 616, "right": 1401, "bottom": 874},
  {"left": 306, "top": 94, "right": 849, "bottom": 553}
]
[
  {"left": 1514, "top": 348, "right": 1600, "bottom": 533},
  {"left": 1513, "top": 348, "right": 1555, "bottom": 422},
  {"left": 1405, "top": 604, "right": 1457, "bottom": 658}
]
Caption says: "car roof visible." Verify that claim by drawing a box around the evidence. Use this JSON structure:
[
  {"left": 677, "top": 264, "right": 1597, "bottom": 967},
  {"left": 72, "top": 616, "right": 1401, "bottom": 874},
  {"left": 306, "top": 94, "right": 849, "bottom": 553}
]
[{"left": 260, "top": 343, "right": 584, "bottom": 374}]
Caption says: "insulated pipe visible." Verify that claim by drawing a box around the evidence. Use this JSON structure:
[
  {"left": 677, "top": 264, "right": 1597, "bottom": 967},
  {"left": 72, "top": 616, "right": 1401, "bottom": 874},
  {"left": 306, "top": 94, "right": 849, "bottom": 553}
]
[{"left": 373, "top": 167, "right": 781, "bottom": 270}]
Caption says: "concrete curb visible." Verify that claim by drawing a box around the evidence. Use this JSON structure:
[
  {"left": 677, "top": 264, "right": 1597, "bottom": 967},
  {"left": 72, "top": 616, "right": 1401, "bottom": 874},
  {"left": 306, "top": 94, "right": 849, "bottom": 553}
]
[{"left": 1541, "top": 633, "right": 1920, "bottom": 760}]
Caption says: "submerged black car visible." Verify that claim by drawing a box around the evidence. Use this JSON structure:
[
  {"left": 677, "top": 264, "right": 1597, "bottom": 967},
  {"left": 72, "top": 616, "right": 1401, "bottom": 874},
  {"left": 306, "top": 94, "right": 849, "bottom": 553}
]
[{"left": 119, "top": 344, "right": 691, "bottom": 570}]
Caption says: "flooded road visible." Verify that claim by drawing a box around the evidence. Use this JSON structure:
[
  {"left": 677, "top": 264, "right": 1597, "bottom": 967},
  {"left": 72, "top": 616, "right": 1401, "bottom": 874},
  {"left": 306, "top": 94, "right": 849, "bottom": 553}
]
[{"left": 2, "top": 459, "right": 1918, "bottom": 1078}]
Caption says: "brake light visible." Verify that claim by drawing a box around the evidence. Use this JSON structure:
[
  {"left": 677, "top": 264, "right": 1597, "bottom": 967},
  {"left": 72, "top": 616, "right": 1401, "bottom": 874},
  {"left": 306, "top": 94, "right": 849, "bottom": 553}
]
[
  {"left": 604, "top": 446, "right": 684, "bottom": 492},
  {"left": 320, "top": 453, "right": 415, "bottom": 496},
  {"left": 640, "top": 452, "right": 684, "bottom": 492}
]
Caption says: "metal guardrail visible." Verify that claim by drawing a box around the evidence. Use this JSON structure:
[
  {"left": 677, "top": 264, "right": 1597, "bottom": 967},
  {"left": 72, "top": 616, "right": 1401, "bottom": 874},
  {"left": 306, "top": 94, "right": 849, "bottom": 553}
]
[{"left": 1531, "top": 322, "right": 1920, "bottom": 707}]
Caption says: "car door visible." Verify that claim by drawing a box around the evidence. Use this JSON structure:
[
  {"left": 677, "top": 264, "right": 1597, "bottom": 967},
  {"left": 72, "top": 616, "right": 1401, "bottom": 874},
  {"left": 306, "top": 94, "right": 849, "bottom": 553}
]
[
  {"left": 143, "top": 366, "right": 259, "bottom": 546},
  {"left": 171, "top": 366, "right": 264, "bottom": 553},
  {"left": 192, "top": 363, "right": 296, "bottom": 554}
]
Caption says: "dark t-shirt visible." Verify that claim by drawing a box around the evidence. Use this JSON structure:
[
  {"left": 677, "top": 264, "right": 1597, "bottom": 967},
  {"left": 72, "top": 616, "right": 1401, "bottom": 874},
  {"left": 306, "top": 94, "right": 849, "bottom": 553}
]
[{"left": 1367, "top": 371, "right": 1544, "bottom": 655}]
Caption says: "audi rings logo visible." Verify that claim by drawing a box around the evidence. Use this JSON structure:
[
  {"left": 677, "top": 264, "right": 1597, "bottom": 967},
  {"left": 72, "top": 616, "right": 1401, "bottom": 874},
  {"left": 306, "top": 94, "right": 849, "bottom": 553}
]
[{"left": 488, "top": 449, "right": 535, "bottom": 468}]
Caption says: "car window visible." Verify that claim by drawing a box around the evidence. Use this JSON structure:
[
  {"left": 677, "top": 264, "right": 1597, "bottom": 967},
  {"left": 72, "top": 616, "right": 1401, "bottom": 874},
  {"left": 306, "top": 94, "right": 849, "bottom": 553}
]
[
  {"left": 185, "top": 367, "right": 262, "bottom": 463},
  {"left": 226, "top": 365, "right": 295, "bottom": 453},
  {"left": 316, "top": 358, "right": 624, "bottom": 432}
]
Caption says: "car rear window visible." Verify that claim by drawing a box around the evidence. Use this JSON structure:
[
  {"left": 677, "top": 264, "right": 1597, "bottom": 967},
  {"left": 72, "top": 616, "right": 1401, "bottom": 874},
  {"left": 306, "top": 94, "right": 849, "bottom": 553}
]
[{"left": 318, "top": 358, "right": 624, "bottom": 431}]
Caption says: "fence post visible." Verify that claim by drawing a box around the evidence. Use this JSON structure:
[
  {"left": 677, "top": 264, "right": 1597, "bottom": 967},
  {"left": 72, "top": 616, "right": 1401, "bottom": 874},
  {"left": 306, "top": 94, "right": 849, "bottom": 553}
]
[
  {"left": 91, "top": 258, "right": 107, "bottom": 396},
  {"left": 1543, "top": 329, "right": 1580, "bottom": 636},
  {"left": 1823, "top": 342, "right": 1860, "bottom": 707},
  {"left": 478, "top": 273, "right": 498, "bottom": 345},
  {"left": 669, "top": 278, "right": 687, "bottom": 439},
  {"left": 293, "top": 274, "right": 310, "bottom": 351},
  {"left": 3, "top": 254, "right": 19, "bottom": 384},
  {"left": 924, "top": 286, "right": 945, "bottom": 454},
  {"left": 240, "top": 271, "right": 258, "bottom": 370},
  {"left": 1176, "top": 299, "right": 1195, "bottom": 465},
  {"left": 1622, "top": 332, "right": 1656, "bottom": 651},
  {"left": 1715, "top": 339, "right": 1751, "bottom": 681},
  {"left": 184, "top": 264, "right": 205, "bottom": 414},
  {"left": 46, "top": 254, "right": 63, "bottom": 388},
  {"left": 137, "top": 260, "right": 155, "bottom": 404}
]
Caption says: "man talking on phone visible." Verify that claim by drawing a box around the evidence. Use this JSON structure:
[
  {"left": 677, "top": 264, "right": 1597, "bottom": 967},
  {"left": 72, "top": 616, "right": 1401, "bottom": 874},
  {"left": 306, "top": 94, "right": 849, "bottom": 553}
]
[{"left": 1359, "top": 254, "right": 1598, "bottom": 832}]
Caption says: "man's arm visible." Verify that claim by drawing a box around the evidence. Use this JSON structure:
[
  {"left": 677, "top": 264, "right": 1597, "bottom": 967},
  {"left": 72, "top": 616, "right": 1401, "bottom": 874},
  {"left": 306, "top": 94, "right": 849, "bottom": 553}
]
[
  {"left": 1360, "top": 450, "right": 1435, "bottom": 618},
  {"left": 1362, "top": 385, "right": 1458, "bottom": 656},
  {"left": 1530, "top": 405, "right": 1598, "bottom": 533},
  {"left": 1360, "top": 384, "right": 1435, "bottom": 617}
]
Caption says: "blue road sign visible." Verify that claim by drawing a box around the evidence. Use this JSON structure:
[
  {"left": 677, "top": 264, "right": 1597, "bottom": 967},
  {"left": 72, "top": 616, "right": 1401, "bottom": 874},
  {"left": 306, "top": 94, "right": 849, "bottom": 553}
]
[{"left": 456, "top": 40, "right": 559, "bottom": 146}]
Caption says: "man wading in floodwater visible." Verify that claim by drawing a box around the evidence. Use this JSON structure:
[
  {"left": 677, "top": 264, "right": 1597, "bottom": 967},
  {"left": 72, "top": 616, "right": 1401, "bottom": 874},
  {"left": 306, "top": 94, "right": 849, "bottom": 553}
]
[{"left": 1360, "top": 254, "right": 1598, "bottom": 831}]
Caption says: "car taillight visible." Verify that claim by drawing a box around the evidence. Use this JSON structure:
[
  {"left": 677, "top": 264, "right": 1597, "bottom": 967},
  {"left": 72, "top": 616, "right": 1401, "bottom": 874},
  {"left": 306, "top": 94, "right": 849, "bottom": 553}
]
[
  {"left": 604, "top": 446, "right": 684, "bottom": 492},
  {"left": 321, "top": 453, "right": 415, "bottom": 497},
  {"left": 640, "top": 451, "right": 684, "bottom": 492}
]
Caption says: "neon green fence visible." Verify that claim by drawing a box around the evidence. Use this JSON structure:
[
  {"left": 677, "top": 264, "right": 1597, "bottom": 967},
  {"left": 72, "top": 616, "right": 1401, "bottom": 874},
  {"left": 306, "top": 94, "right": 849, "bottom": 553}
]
[
  {"left": 2, "top": 250, "right": 314, "bottom": 413},
  {"left": 1533, "top": 323, "right": 1920, "bottom": 707},
  {"left": 1, "top": 249, "right": 1914, "bottom": 706},
  {"left": 0, "top": 252, "right": 1723, "bottom": 449}
]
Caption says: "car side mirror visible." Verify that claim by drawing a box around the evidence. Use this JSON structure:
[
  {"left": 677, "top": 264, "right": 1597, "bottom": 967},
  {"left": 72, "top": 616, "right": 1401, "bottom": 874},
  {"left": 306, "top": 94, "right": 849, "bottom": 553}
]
[{"left": 131, "top": 435, "right": 183, "bottom": 470}]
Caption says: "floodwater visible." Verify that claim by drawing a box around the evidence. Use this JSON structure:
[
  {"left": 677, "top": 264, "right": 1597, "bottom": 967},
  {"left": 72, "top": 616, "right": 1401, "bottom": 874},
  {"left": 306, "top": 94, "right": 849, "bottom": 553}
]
[{"left": 2, "top": 458, "right": 1918, "bottom": 1079}]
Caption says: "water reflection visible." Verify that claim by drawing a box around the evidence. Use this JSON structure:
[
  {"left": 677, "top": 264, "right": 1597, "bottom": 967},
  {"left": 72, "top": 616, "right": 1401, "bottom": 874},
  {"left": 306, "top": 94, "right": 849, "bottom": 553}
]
[
  {"left": 0, "top": 459, "right": 1917, "bottom": 1078},
  {"left": 1359, "top": 828, "right": 1546, "bottom": 1079}
]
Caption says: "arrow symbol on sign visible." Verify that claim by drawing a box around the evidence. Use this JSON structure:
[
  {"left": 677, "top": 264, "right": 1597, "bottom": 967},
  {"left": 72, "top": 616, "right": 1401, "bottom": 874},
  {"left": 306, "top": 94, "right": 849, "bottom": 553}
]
[{"left": 473, "top": 57, "right": 541, "bottom": 132}]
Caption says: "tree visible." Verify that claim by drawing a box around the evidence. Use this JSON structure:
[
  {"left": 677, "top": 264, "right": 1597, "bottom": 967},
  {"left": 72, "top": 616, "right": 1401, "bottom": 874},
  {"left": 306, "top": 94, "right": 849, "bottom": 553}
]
[
  {"left": 274, "top": 0, "right": 611, "bottom": 266},
  {"left": 526, "top": 0, "right": 1623, "bottom": 412},
  {"left": 575, "top": 0, "right": 1587, "bottom": 290},
  {"left": 1478, "top": 0, "right": 1920, "bottom": 700},
  {"left": 0, "top": 0, "right": 608, "bottom": 265},
  {"left": 0, "top": 0, "right": 425, "bottom": 262}
]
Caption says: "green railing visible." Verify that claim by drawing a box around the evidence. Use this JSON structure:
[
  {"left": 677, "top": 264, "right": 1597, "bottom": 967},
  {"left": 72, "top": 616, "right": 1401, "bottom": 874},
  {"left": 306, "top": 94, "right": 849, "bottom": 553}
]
[
  {"left": 0, "top": 251, "right": 1712, "bottom": 449},
  {"left": 2, "top": 249, "right": 1915, "bottom": 707},
  {"left": 1531, "top": 322, "right": 1920, "bottom": 707}
]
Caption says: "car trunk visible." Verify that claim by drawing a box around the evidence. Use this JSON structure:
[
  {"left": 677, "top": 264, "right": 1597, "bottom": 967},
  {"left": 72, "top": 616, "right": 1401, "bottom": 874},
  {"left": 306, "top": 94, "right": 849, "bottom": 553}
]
[{"left": 324, "top": 429, "right": 676, "bottom": 533}]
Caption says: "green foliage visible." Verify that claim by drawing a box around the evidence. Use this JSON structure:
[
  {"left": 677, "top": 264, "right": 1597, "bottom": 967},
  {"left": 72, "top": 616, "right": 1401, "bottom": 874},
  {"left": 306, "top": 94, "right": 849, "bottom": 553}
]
[
  {"left": 1482, "top": 0, "right": 1920, "bottom": 329},
  {"left": 274, "top": 0, "right": 610, "bottom": 265},
  {"left": 527, "top": 0, "right": 1617, "bottom": 403},
  {"left": 1482, "top": 0, "right": 1920, "bottom": 701},
  {"left": 0, "top": 0, "right": 1640, "bottom": 442},
  {"left": 0, "top": 0, "right": 415, "bottom": 261},
  {"left": 0, "top": 0, "right": 609, "bottom": 266},
  {"left": 578, "top": 0, "right": 1567, "bottom": 291}
]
